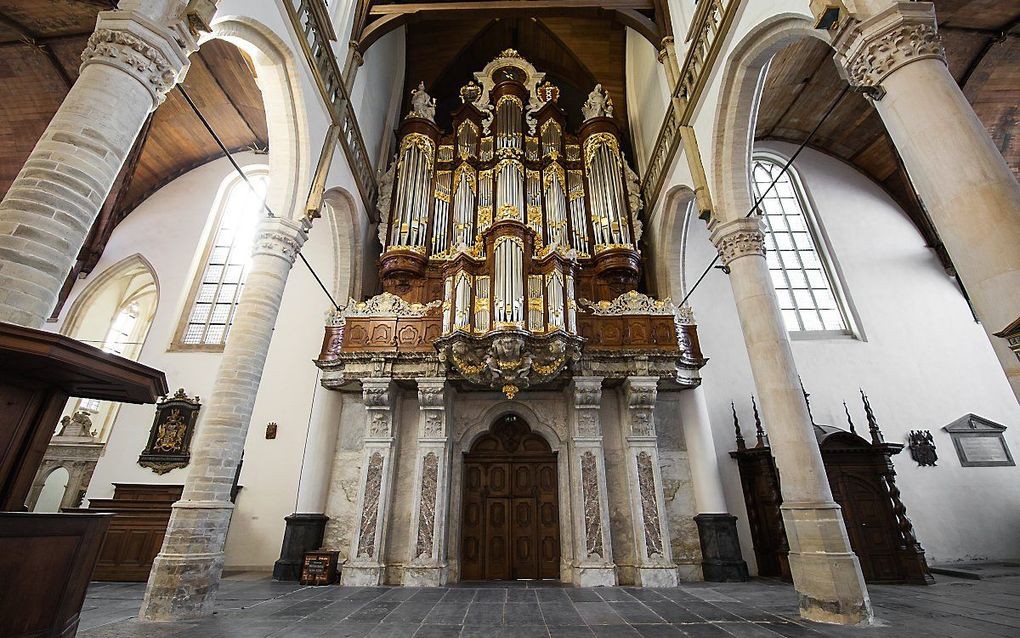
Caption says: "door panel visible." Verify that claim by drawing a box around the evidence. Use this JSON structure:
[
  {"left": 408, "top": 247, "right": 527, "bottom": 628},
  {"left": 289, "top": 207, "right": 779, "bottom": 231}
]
[
  {"left": 485, "top": 498, "right": 510, "bottom": 580},
  {"left": 512, "top": 497, "right": 538, "bottom": 579}
]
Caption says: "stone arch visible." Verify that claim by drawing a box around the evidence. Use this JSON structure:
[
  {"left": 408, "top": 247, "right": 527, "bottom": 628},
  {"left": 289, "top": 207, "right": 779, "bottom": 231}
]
[
  {"left": 208, "top": 16, "right": 311, "bottom": 221},
  {"left": 33, "top": 465, "right": 70, "bottom": 513},
  {"left": 710, "top": 14, "right": 829, "bottom": 223},
  {"left": 651, "top": 185, "right": 697, "bottom": 301},
  {"left": 322, "top": 187, "right": 364, "bottom": 302},
  {"left": 449, "top": 400, "right": 574, "bottom": 583},
  {"left": 61, "top": 253, "right": 159, "bottom": 349}
]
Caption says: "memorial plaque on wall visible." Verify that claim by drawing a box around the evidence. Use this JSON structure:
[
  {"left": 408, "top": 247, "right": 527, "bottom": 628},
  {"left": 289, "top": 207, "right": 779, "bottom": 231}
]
[
  {"left": 942, "top": 413, "right": 1015, "bottom": 468},
  {"left": 300, "top": 551, "right": 339, "bottom": 585},
  {"left": 138, "top": 388, "right": 201, "bottom": 474}
]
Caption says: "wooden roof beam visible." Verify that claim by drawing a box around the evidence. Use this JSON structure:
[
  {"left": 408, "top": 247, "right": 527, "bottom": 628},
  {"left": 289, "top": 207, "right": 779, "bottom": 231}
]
[
  {"left": 368, "top": 1, "right": 655, "bottom": 16},
  {"left": 0, "top": 10, "right": 74, "bottom": 89}
]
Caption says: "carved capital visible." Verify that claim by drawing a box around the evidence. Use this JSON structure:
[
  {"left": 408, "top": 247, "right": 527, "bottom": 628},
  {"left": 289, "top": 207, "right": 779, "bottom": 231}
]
[
  {"left": 833, "top": 2, "right": 945, "bottom": 91},
  {"left": 624, "top": 377, "right": 658, "bottom": 437},
  {"left": 252, "top": 217, "right": 310, "bottom": 264},
  {"left": 709, "top": 217, "right": 766, "bottom": 266},
  {"left": 81, "top": 11, "right": 198, "bottom": 108},
  {"left": 362, "top": 379, "right": 393, "bottom": 408},
  {"left": 571, "top": 377, "right": 604, "bottom": 408}
]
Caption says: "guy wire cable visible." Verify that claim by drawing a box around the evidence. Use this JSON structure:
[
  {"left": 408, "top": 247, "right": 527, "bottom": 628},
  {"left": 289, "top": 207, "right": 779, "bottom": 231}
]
[
  {"left": 676, "top": 84, "right": 852, "bottom": 309},
  {"left": 177, "top": 85, "right": 342, "bottom": 311}
]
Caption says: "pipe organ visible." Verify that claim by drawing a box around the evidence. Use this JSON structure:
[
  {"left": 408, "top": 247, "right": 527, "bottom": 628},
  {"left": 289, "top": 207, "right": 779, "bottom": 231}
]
[{"left": 318, "top": 51, "right": 704, "bottom": 398}]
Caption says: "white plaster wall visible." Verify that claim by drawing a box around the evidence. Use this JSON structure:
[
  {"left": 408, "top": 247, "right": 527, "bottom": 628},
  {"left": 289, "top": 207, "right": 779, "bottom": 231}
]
[
  {"left": 351, "top": 27, "right": 407, "bottom": 170},
  {"left": 625, "top": 28, "right": 670, "bottom": 175},
  {"left": 680, "top": 143, "right": 1020, "bottom": 569}
]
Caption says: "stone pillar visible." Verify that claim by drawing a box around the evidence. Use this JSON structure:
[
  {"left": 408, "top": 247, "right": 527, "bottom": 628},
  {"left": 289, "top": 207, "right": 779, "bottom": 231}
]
[
  {"left": 140, "top": 216, "right": 308, "bottom": 620},
  {"left": 342, "top": 378, "right": 399, "bottom": 586},
  {"left": 832, "top": 2, "right": 1020, "bottom": 402},
  {"left": 620, "top": 377, "right": 677, "bottom": 587},
  {"left": 677, "top": 386, "right": 749, "bottom": 581},
  {"left": 273, "top": 383, "right": 341, "bottom": 580},
  {"left": 404, "top": 378, "right": 452, "bottom": 586},
  {"left": 0, "top": 6, "right": 198, "bottom": 328},
  {"left": 568, "top": 377, "right": 617, "bottom": 586},
  {"left": 710, "top": 217, "right": 871, "bottom": 624}
]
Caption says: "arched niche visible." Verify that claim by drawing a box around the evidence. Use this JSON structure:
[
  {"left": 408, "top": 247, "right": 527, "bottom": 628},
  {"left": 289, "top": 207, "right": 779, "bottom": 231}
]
[
  {"left": 322, "top": 187, "right": 366, "bottom": 302},
  {"left": 33, "top": 466, "right": 70, "bottom": 513}
]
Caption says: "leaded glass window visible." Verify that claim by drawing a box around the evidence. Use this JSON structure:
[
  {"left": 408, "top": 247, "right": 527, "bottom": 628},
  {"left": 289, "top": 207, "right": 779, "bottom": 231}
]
[
  {"left": 178, "top": 170, "right": 268, "bottom": 347},
  {"left": 751, "top": 157, "right": 852, "bottom": 334}
]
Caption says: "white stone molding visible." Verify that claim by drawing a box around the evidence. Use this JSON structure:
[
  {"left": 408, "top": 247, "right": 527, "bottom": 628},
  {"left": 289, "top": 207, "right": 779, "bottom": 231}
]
[
  {"left": 621, "top": 377, "right": 678, "bottom": 587},
  {"left": 833, "top": 3, "right": 945, "bottom": 92},
  {"left": 251, "top": 216, "right": 310, "bottom": 264},
  {"left": 405, "top": 378, "right": 452, "bottom": 586},
  {"left": 81, "top": 10, "right": 198, "bottom": 108},
  {"left": 568, "top": 377, "right": 617, "bottom": 586},
  {"left": 709, "top": 217, "right": 766, "bottom": 267},
  {"left": 343, "top": 379, "right": 398, "bottom": 586}
]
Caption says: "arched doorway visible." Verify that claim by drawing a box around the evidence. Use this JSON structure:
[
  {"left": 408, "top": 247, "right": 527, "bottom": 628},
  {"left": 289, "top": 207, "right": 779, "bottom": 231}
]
[{"left": 461, "top": 414, "right": 560, "bottom": 581}]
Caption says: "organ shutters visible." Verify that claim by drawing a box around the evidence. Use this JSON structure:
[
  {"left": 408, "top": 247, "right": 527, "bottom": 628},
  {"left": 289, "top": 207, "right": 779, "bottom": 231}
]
[{"left": 461, "top": 414, "right": 559, "bottom": 581}]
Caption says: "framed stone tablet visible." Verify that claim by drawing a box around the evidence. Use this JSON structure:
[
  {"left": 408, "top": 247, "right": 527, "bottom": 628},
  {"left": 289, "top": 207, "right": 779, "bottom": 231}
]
[{"left": 942, "top": 414, "right": 1014, "bottom": 468}]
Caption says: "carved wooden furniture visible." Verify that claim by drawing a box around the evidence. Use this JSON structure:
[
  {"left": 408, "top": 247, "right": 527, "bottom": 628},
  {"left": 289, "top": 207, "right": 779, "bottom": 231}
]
[
  {"left": 79, "top": 483, "right": 184, "bottom": 581},
  {"left": 0, "top": 321, "right": 167, "bottom": 637},
  {"left": 461, "top": 415, "right": 559, "bottom": 581},
  {"left": 730, "top": 396, "right": 933, "bottom": 585}
]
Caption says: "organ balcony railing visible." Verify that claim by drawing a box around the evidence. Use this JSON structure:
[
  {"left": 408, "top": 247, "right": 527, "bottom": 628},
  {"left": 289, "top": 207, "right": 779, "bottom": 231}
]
[
  {"left": 640, "top": 0, "right": 740, "bottom": 210},
  {"left": 283, "top": 0, "right": 378, "bottom": 211}
]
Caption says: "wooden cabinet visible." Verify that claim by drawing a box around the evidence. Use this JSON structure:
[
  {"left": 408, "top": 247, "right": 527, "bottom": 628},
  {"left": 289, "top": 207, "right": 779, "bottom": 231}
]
[{"left": 79, "top": 484, "right": 183, "bottom": 581}]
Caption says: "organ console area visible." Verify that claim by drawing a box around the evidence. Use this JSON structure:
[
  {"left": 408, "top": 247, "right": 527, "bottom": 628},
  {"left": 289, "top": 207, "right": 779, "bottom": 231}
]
[{"left": 318, "top": 50, "right": 704, "bottom": 398}]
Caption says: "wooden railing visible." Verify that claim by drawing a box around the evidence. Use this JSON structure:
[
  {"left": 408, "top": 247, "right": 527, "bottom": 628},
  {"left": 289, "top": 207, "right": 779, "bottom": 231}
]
[
  {"left": 283, "top": 0, "right": 378, "bottom": 212},
  {"left": 640, "top": 0, "right": 739, "bottom": 209}
]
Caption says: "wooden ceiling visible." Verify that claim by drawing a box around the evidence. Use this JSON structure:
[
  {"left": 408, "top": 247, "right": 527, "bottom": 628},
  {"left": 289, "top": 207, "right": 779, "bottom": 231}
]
[
  {"left": 0, "top": 0, "right": 267, "bottom": 314},
  {"left": 755, "top": 0, "right": 1020, "bottom": 265},
  {"left": 402, "top": 16, "right": 629, "bottom": 144}
]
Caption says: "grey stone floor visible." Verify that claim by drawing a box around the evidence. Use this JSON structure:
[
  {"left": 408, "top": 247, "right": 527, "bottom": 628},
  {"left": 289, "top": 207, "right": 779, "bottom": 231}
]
[{"left": 77, "top": 575, "right": 1020, "bottom": 637}]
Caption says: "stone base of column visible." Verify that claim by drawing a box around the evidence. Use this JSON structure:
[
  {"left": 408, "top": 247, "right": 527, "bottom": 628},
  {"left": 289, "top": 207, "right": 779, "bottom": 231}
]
[
  {"left": 140, "top": 551, "right": 224, "bottom": 620},
  {"left": 575, "top": 562, "right": 618, "bottom": 587},
  {"left": 342, "top": 562, "right": 385, "bottom": 586},
  {"left": 637, "top": 565, "right": 678, "bottom": 587},
  {"left": 694, "top": 513, "right": 749, "bottom": 582},
  {"left": 273, "top": 513, "right": 329, "bottom": 581},
  {"left": 783, "top": 503, "right": 872, "bottom": 625},
  {"left": 403, "top": 563, "right": 448, "bottom": 587}
]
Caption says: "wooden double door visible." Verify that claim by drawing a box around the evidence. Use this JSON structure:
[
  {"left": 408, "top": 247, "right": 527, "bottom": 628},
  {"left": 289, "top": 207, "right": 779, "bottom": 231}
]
[{"left": 461, "top": 415, "right": 560, "bottom": 581}]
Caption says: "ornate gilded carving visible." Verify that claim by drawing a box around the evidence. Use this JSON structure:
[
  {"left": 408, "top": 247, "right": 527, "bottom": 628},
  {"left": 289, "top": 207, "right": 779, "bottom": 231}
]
[
  {"left": 357, "top": 452, "right": 385, "bottom": 558},
  {"left": 580, "top": 290, "right": 676, "bottom": 316},
  {"left": 344, "top": 292, "right": 440, "bottom": 318},
  {"left": 636, "top": 451, "right": 664, "bottom": 558},
  {"left": 581, "top": 451, "right": 605, "bottom": 558},
  {"left": 138, "top": 389, "right": 200, "bottom": 474},
  {"left": 414, "top": 452, "right": 440, "bottom": 558}
]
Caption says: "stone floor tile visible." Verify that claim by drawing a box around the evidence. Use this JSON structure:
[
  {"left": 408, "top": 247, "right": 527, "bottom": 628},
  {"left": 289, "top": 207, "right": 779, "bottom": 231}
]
[
  {"left": 573, "top": 601, "right": 628, "bottom": 625},
  {"left": 595, "top": 588, "right": 639, "bottom": 602},
  {"left": 464, "top": 601, "right": 505, "bottom": 625},
  {"left": 477, "top": 588, "right": 510, "bottom": 602},
  {"left": 413, "top": 624, "right": 463, "bottom": 637},
  {"left": 634, "top": 625, "right": 686, "bottom": 638},
  {"left": 590, "top": 625, "right": 641, "bottom": 637},
  {"left": 442, "top": 588, "right": 479, "bottom": 602},
  {"left": 539, "top": 601, "right": 585, "bottom": 626},
  {"left": 506, "top": 588, "right": 540, "bottom": 602},
  {"left": 423, "top": 602, "right": 470, "bottom": 625},
  {"left": 566, "top": 589, "right": 604, "bottom": 602},
  {"left": 609, "top": 601, "right": 667, "bottom": 623},
  {"left": 504, "top": 602, "right": 545, "bottom": 625}
]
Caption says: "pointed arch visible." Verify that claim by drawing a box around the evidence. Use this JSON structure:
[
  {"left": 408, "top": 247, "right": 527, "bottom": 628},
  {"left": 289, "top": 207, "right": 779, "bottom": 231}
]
[
  {"left": 62, "top": 253, "right": 160, "bottom": 345},
  {"left": 650, "top": 185, "right": 697, "bottom": 301},
  {"left": 322, "top": 187, "right": 365, "bottom": 302}
]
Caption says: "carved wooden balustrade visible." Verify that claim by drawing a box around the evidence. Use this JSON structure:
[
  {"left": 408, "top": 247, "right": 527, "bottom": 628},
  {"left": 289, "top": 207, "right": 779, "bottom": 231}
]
[
  {"left": 283, "top": 0, "right": 378, "bottom": 210},
  {"left": 640, "top": 0, "right": 739, "bottom": 209}
]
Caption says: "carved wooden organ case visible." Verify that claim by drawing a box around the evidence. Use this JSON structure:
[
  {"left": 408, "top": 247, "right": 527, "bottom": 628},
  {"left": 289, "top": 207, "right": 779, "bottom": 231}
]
[{"left": 317, "top": 51, "right": 705, "bottom": 395}]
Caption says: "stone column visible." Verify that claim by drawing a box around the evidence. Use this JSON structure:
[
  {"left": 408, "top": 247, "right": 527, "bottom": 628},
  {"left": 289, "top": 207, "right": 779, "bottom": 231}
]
[
  {"left": 620, "top": 377, "right": 677, "bottom": 587},
  {"left": 0, "top": 6, "right": 199, "bottom": 328},
  {"left": 832, "top": 1, "right": 1020, "bottom": 402},
  {"left": 140, "top": 216, "right": 308, "bottom": 620},
  {"left": 710, "top": 217, "right": 871, "bottom": 624},
  {"left": 273, "top": 382, "right": 341, "bottom": 580},
  {"left": 342, "top": 378, "right": 399, "bottom": 586},
  {"left": 568, "top": 377, "right": 617, "bottom": 586},
  {"left": 678, "top": 386, "right": 749, "bottom": 581},
  {"left": 404, "top": 378, "right": 452, "bottom": 586}
]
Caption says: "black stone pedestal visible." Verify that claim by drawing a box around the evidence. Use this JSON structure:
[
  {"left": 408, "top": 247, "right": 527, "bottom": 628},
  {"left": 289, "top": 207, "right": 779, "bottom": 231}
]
[
  {"left": 273, "top": 513, "right": 329, "bottom": 581},
  {"left": 695, "top": 513, "right": 749, "bottom": 582}
]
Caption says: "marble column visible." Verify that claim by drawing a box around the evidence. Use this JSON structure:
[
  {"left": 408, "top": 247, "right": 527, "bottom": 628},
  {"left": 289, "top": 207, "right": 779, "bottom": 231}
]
[
  {"left": 677, "top": 386, "right": 749, "bottom": 581},
  {"left": 710, "top": 217, "right": 871, "bottom": 624},
  {"left": 273, "top": 382, "right": 342, "bottom": 580},
  {"left": 832, "top": 1, "right": 1020, "bottom": 402},
  {"left": 621, "top": 377, "right": 678, "bottom": 587},
  {"left": 404, "top": 378, "right": 452, "bottom": 586},
  {"left": 568, "top": 377, "right": 618, "bottom": 586},
  {"left": 140, "top": 216, "right": 308, "bottom": 620},
  {"left": 342, "top": 378, "right": 399, "bottom": 586},
  {"left": 0, "top": 5, "right": 201, "bottom": 328}
]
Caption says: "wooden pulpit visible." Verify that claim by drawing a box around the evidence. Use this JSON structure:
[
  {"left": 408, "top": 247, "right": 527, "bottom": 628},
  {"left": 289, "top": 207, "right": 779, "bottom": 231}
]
[{"left": 0, "top": 321, "right": 167, "bottom": 638}]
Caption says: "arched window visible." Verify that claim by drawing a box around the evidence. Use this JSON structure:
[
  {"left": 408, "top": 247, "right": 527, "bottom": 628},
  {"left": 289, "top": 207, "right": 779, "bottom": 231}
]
[
  {"left": 751, "top": 156, "right": 856, "bottom": 335},
  {"left": 175, "top": 168, "right": 268, "bottom": 349}
]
